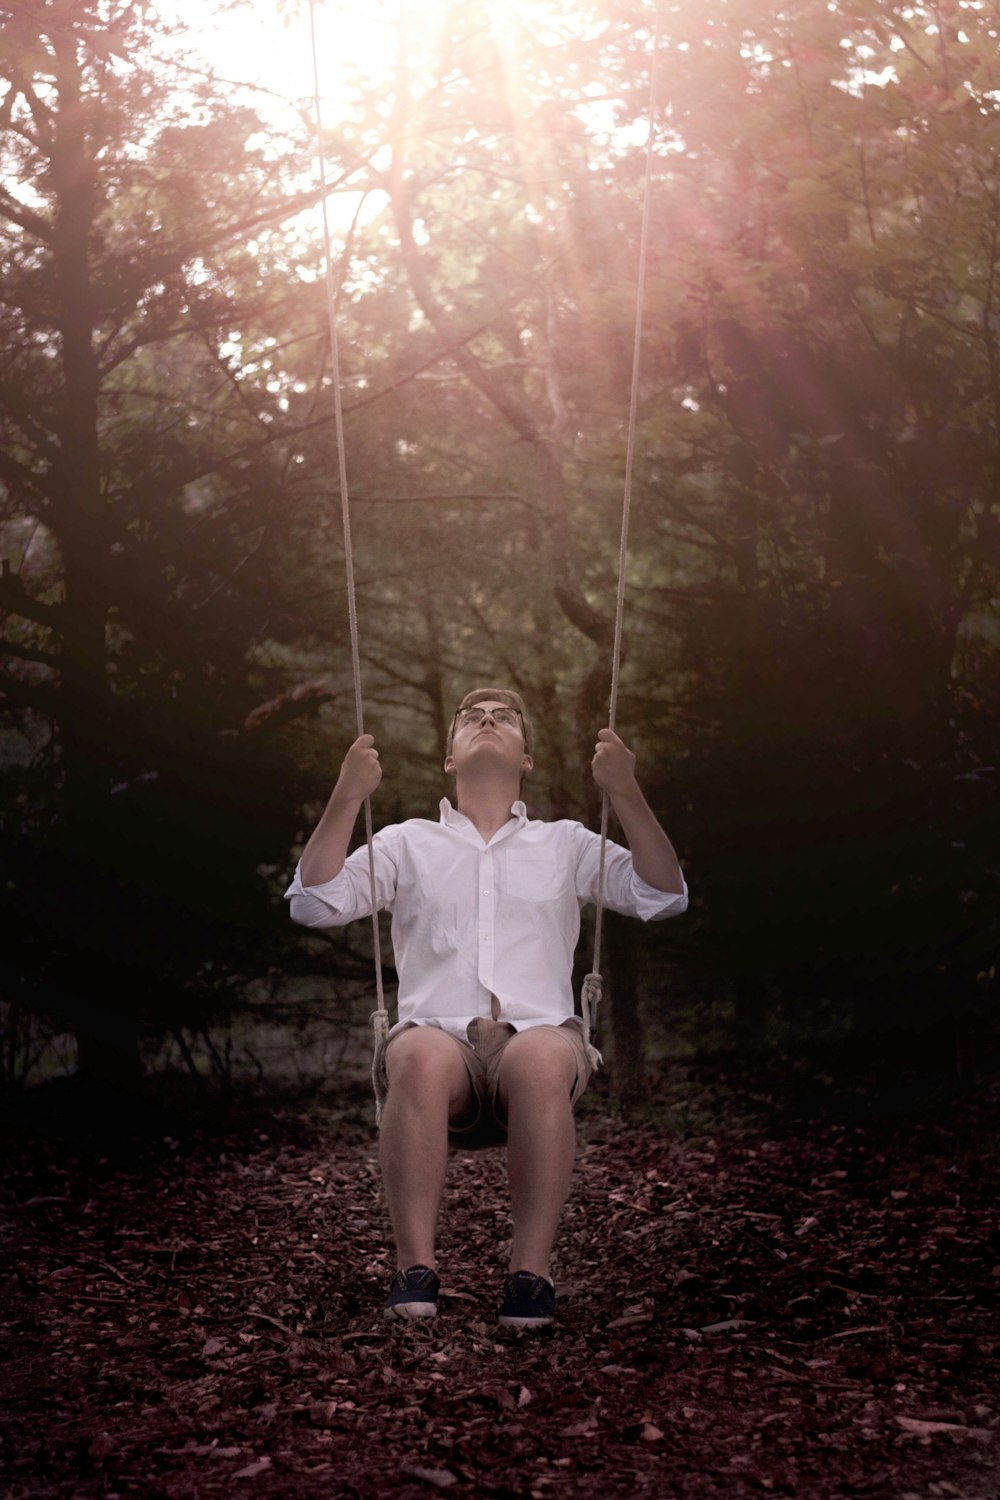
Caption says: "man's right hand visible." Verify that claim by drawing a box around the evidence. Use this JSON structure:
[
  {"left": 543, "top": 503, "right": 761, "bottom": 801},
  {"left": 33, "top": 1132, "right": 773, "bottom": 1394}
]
[
  {"left": 299, "top": 735, "right": 382, "bottom": 886},
  {"left": 336, "top": 734, "right": 382, "bottom": 802}
]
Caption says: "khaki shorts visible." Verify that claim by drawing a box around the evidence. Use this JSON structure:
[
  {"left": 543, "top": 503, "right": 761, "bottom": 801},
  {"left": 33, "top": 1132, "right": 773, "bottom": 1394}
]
[{"left": 385, "top": 1017, "right": 593, "bottom": 1147}]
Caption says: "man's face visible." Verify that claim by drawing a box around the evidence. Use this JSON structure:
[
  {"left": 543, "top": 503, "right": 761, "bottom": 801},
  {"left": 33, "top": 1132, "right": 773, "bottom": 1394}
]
[{"left": 444, "top": 701, "right": 533, "bottom": 779}]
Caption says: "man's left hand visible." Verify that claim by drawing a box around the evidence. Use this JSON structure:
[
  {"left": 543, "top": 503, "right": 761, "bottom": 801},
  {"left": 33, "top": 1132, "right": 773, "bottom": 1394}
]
[{"left": 592, "top": 728, "right": 639, "bottom": 797}]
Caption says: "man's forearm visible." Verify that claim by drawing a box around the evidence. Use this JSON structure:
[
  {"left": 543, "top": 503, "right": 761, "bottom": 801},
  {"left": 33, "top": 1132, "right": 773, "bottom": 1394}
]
[
  {"left": 608, "top": 785, "right": 685, "bottom": 894},
  {"left": 299, "top": 788, "right": 364, "bottom": 886}
]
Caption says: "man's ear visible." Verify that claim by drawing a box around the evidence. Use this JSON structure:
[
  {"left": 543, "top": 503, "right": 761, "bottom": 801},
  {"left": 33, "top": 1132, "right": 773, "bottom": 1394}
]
[
  {"left": 444, "top": 754, "right": 455, "bottom": 775},
  {"left": 521, "top": 754, "right": 534, "bottom": 776}
]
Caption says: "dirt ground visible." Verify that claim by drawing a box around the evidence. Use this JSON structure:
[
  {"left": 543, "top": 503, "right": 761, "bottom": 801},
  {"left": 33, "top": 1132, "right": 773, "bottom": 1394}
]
[{"left": 2, "top": 1060, "right": 998, "bottom": 1499}]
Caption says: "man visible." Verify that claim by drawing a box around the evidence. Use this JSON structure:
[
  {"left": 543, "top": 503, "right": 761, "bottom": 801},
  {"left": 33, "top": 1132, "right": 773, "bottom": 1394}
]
[{"left": 286, "top": 688, "right": 687, "bottom": 1328}]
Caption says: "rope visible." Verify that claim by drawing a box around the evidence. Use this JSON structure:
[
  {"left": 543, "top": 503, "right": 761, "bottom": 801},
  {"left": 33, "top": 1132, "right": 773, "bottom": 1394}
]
[
  {"left": 307, "top": 1, "right": 659, "bottom": 1087},
  {"left": 308, "top": 0, "right": 389, "bottom": 1116},
  {"left": 582, "top": 14, "right": 661, "bottom": 1070}
]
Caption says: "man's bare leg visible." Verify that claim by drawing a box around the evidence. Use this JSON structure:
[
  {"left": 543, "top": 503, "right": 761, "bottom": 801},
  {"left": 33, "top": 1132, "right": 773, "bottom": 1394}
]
[
  {"left": 497, "top": 1030, "right": 578, "bottom": 1280},
  {"left": 380, "top": 1027, "right": 474, "bottom": 1269}
]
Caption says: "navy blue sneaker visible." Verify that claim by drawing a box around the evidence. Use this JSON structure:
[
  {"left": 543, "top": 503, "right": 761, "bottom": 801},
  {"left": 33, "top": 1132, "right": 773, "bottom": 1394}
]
[
  {"left": 499, "top": 1270, "right": 555, "bottom": 1329},
  {"left": 383, "top": 1264, "right": 440, "bottom": 1321}
]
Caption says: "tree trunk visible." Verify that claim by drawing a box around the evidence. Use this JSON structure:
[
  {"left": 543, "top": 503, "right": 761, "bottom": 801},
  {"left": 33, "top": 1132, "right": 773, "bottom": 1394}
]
[{"left": 49, "top": 35, "right": 142, "bottom": 1087}]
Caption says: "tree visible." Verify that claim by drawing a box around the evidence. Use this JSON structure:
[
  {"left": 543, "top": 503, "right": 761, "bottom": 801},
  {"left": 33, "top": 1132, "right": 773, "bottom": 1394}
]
[
  {"left": 0, "top": 0, "right": 344, "bottom": 1085},
  {"left": 280, "top": 0, "right": 999, "bottom": 1067},
  {"left": 8, "top": 0, "right": 994, "bottom": 1096},
  {"left": 278, "top": 0, "right": 675, "bottom": 1091},
  {"left": 623, "top": 0, "right": 1000, "bottom": 1043}
]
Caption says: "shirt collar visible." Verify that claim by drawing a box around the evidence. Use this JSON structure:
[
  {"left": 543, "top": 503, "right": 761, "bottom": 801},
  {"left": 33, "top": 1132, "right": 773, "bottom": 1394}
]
[{"left": 439, "top": 797, "right": 528, "bottom": 838}]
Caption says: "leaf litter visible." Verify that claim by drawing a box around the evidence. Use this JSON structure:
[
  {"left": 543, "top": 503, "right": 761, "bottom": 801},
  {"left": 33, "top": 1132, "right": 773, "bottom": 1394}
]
[{"left": 1, "top": 1067, "right": 998, "bottom": 1498}]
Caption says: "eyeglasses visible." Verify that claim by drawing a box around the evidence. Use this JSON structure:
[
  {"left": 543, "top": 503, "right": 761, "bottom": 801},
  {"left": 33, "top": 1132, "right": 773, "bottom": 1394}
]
[{"left": 453, "top": 705, "right": 523, "bottom": 732}]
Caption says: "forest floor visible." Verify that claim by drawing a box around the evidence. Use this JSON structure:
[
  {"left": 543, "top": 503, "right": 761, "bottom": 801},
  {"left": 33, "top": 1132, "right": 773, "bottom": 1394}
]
[{"left": 1, "top": 1054, "right": 999, "bottom": 1500}]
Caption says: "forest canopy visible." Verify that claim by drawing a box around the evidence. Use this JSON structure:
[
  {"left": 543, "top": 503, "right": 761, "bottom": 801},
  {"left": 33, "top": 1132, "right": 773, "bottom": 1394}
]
[{"left": 0, "top": 0, "right": 997, "bottom": 1095}]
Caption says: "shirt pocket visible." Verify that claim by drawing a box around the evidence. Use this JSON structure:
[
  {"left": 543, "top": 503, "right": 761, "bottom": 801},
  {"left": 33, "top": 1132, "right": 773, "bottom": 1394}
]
[{"left": 505, "top": 850, "right": 565, "bottom": 902}]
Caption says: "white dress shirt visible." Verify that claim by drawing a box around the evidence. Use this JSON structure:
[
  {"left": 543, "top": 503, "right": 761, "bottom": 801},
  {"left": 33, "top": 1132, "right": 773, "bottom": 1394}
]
[{"left": 285, "top": 798, "right": 688, "bottom": 1037}]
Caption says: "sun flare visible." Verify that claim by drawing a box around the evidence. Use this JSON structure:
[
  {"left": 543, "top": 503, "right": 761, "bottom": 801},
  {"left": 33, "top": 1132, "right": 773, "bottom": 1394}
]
[
  {"left": 171, "top": 0, "right": 454, "bottom": 101},
  {"left": 169, "top": 0, "right": 531, "bottom": 111}
]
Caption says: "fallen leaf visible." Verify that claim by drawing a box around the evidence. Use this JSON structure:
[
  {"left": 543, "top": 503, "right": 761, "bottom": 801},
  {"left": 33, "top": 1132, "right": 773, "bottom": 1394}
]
[
  {"left": 895, "top": 1416, "right": 968, "bottom": 1436},
  {"left": 249, "top": 1311, "right": 296, "bottom": 1337},
  {"left": 310, "top": 1400, "right": 339, "bottom": 1426},
  {"left": 641, "top": 1422, "right": 664, "bottom": 1442},
  {"left": 232, "top": 1457, "right": 271, "bottom": 1478},
  {"left": 561, "top": 1419, "right": 598, "bottom": 1437},
  {"left": 607, "top": 1310, "right": 654, "bottom": 1329},
  {"left": 88, "top": 1433, "right": 115, "bottom": 1461},
  {"left": 201, "top": 1336, "right": 225, "bottom": 1357},
  {"left": 401, "top": 1465, "right": 458, "bottom": 1488}
]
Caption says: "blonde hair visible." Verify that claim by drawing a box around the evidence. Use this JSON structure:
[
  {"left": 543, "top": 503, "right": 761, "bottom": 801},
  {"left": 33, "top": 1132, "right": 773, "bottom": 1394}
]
[{"left": 446, "top": 687, "right": 533, "bottom": 754}]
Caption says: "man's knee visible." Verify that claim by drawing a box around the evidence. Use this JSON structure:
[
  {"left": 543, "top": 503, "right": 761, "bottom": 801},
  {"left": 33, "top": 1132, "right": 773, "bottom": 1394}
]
[
  {"left": 498, "top": 1030, "right": 578, "bottom": 1104},
  {"left": 386, "top": 1027, "right": 470, "bottom": 1103}
]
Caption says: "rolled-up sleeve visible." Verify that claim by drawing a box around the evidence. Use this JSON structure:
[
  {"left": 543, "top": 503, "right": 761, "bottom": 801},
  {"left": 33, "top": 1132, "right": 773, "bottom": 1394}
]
[
  {"left": 576, "top": 829, "right": 688, "bottom": 921},
  {"left": 285, "top": 826, "right": 400, "bottom": 928}
]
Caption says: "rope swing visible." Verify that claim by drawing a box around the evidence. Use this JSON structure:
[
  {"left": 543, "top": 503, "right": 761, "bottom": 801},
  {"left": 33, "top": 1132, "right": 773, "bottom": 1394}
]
[
  {"left": 307, "top": 0, "right": 660, "bottom": 1096},
  {"left": 581, "top": 13, "right": 661, "bottom": 1070},
  {"left": 308, "top": 0, "right": 389, "bottom": 1113}
]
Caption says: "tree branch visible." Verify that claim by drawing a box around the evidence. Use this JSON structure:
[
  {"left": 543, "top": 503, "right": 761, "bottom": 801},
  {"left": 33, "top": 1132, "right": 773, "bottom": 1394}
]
[
  {"left": 239, "top": 680, "right": 337, "bottom": 737},
  {"left": 0, "top": 670, "right": 61, "bottom": 718},
  {"left": 0, "top": 635, "right": 61, "bottom": 669},
  {"left": 0, "top": 184, "right": 50, "bottom": 240},
  {"left": 0, "top": 561, "right": 65, "bottom": 631},
  {"left": 386, "top": 74, "right": 615, "bottom": 654},
  {"left": 0, "top": 443, "right": 49, "bottom": 513},
  {"left": 352, "top": 490, "right": 531, "bottom": 507}
]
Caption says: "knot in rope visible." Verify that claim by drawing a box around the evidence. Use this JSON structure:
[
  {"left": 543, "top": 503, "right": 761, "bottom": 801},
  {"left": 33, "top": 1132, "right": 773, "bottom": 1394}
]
[
  {"left": 370, "top": 1008, "right": 391, "bottom": 1125},
  {"left": 581, "top": 972, "right": 605, "bottom": 1071}
]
